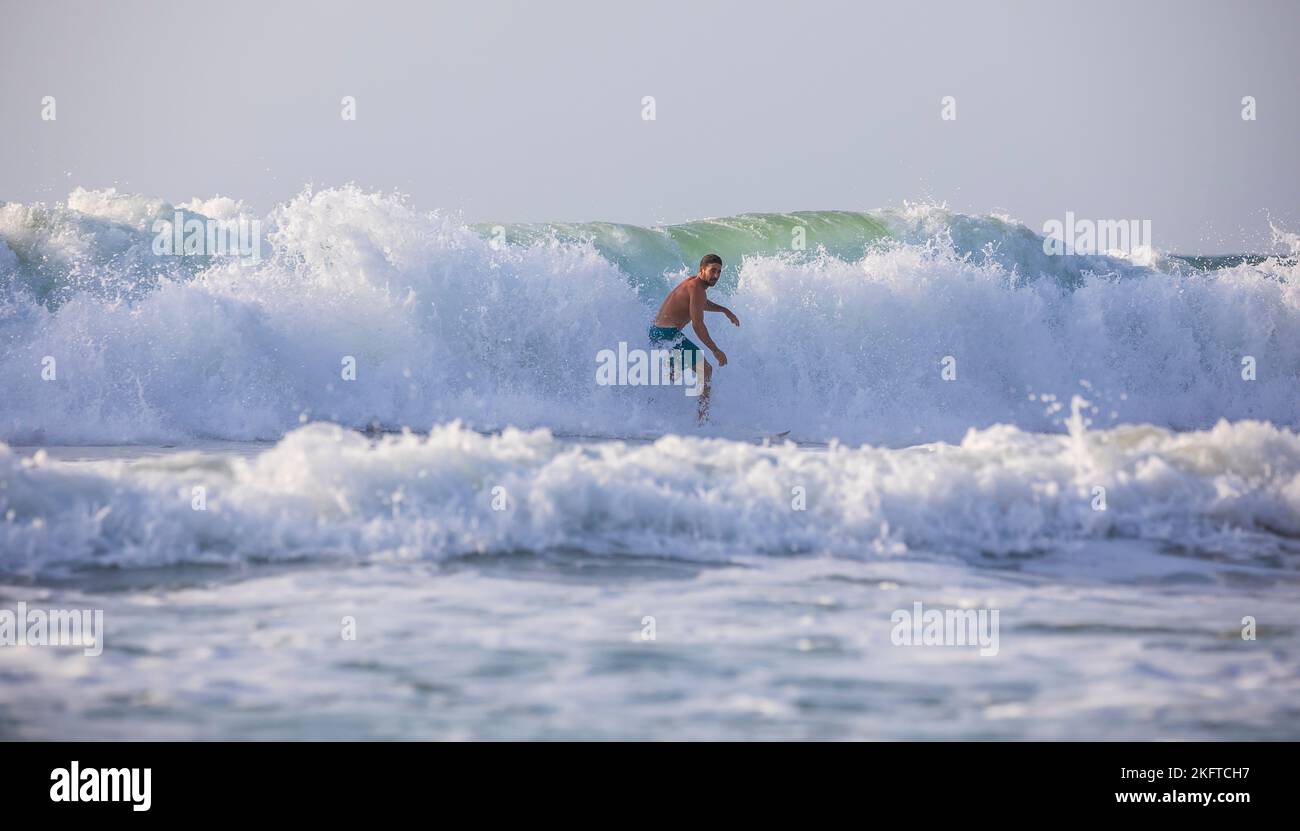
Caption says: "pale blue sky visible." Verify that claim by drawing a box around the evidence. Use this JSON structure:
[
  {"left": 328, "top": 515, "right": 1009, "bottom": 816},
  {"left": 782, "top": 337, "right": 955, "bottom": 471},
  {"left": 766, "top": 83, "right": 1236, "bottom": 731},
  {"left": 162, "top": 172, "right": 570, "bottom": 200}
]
[{"left": 2, "top": 0, "right": 1296, "bottom": 252}]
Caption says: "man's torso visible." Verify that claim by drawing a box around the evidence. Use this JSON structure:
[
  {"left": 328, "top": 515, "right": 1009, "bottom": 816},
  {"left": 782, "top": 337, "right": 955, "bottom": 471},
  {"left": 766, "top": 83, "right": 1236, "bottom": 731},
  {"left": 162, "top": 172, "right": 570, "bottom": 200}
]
[{"left": 652, "top": 275, "right": 700, "bottom": 328}]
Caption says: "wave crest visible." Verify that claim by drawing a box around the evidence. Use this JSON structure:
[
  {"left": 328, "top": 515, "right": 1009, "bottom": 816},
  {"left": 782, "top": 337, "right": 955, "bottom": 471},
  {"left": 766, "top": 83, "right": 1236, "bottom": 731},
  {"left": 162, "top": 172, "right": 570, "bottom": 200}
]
[
  {"left": 2, "top": 417, "right": 1298, "bottom": 575},
  {"left": 1, "top": 186, "right": 1298, "bottom": 444}
]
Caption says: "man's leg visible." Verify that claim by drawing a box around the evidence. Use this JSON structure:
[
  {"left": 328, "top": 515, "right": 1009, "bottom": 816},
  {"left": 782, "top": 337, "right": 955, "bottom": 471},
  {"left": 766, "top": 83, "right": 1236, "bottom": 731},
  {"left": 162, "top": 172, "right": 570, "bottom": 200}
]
[
  {"left": 650, "top": 329, "right": 681, "bottom": 383},
  {"left": 696, "top": 358, "right": 712, "bottom": 422}
]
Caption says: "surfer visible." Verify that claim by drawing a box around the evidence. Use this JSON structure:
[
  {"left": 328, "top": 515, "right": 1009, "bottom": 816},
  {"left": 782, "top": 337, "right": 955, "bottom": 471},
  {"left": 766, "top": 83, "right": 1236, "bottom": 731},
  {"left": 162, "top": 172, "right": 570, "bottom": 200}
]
[{"left": 649, "top": 253, "right": 739, "bottom": 422}]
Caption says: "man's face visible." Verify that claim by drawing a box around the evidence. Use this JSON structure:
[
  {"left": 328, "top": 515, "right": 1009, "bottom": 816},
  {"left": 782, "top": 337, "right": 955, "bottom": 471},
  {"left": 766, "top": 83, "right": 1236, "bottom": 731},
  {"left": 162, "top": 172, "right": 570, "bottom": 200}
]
[{"left": 700, "top": 263, "right": 721, "bottom": 286}]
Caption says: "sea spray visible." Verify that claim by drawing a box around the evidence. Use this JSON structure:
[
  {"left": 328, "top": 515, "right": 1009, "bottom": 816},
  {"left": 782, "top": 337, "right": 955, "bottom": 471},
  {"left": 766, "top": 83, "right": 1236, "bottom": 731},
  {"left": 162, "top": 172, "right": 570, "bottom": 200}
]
[
  {"left": 3, "top": 418, "right": 1299, "bottom": 575},
  {"left": 2, "top": 187, "right": 1298, "bottom": 445}
]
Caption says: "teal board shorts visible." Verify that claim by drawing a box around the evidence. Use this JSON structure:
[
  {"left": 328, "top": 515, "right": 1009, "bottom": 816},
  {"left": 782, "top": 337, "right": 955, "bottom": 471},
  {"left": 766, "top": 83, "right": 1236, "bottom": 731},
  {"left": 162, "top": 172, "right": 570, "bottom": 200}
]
[{"left": 648, "top": 326, "right": 701, "bottom": 368}]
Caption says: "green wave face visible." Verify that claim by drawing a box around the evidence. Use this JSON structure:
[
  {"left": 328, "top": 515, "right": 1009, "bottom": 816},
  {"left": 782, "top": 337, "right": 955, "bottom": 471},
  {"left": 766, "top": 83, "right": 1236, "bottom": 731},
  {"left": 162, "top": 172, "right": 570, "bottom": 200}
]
[
  {"left": 471, "top": 207, "right": 1271, "bottom": 299},
  {"left": 474, "top": 211, "right": 894, "bottom": 300}
]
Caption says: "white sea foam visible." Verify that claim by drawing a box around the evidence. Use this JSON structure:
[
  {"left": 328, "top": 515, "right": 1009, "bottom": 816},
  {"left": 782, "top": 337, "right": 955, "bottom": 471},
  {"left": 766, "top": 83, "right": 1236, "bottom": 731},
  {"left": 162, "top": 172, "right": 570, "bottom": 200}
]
[
  {"left": 1, "top": 187, "right": 1298, "bottom": 445},
  {"left": 2, "top": 416, "right": 1298, "bottom": 575}
]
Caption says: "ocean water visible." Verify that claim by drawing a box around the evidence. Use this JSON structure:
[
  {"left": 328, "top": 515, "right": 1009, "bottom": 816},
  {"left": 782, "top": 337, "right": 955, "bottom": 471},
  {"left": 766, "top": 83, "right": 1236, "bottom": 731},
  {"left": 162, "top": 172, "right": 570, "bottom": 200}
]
[{"left": 1, "top": 188, "right": 1298, "bottom": 739}]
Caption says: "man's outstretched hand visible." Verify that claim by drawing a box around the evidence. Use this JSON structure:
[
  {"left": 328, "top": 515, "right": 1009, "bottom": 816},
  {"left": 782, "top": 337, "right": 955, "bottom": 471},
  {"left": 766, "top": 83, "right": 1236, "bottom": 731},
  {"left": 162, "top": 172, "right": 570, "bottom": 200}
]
[
  {"left": 713, "top": 349, "right": 728, "bottom": 367},
  {"left": 725, "top": 310, "right": 740, "bottom": 327}
]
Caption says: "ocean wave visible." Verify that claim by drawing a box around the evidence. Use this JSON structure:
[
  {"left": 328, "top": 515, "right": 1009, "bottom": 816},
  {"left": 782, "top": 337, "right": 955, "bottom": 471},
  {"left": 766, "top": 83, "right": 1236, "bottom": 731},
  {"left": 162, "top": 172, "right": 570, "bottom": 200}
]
[
  {"left": 2, "top": 416, "right": 1299, "bottom": 575},
  {"left": 1, "top": 186, "right": 1298, "bottom": 444}
]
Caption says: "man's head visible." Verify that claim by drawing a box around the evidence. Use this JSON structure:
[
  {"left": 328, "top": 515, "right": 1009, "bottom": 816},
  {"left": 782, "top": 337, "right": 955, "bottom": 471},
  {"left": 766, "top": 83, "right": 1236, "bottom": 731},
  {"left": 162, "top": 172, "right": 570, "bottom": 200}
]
[{"left": 698, "top": 254, "right": 722, "bottom": 286}]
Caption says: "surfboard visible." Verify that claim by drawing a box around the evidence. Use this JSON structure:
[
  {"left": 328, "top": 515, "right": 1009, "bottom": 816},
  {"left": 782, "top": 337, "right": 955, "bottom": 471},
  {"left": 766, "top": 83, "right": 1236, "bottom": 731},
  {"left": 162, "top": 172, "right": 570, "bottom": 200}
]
[{"left": 361, "top": 424, "right": 795, "bottom": 446}]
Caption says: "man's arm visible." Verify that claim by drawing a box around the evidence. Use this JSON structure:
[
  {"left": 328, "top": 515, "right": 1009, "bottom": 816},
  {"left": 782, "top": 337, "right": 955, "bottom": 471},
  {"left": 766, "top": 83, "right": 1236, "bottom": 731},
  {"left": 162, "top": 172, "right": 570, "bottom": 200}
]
[
  {"left": 689, "top": 283, "right": 727, "bottom": 366},
  {"left": 704, "top": 299, "right": 740, "bottom": 326}
]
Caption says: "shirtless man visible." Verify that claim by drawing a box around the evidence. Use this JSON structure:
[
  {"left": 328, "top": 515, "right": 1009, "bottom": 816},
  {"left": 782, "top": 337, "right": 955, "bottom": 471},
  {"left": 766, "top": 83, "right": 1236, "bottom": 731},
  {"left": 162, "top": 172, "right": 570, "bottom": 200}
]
[{"left": 648, "top": 253, "right": 740, "bottom": 422}]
